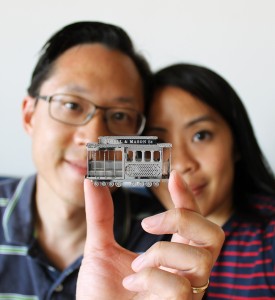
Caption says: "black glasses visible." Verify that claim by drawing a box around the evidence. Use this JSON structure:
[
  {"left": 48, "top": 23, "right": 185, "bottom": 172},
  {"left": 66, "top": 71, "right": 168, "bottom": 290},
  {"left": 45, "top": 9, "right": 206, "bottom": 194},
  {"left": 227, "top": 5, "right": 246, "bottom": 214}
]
[{"left": 36, "top": 94, "right": 146, "bottom": 135}]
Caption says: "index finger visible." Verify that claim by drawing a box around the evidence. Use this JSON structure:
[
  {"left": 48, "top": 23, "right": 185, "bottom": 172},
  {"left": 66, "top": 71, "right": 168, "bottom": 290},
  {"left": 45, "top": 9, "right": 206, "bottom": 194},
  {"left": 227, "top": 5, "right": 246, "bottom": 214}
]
[{"left": 83, "top": 179, "right": 115, "bottom": 251}]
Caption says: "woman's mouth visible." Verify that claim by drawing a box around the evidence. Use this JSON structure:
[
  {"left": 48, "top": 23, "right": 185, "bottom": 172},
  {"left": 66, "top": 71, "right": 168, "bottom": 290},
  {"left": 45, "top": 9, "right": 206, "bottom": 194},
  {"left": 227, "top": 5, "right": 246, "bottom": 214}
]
[{"left": 189, "top": 183, "right": 206, "bottom": 196}]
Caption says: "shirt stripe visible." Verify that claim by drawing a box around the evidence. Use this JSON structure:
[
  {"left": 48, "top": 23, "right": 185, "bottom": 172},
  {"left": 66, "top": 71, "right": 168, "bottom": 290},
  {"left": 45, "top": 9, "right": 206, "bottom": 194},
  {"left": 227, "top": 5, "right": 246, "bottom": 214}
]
[
  {"left": 0, "top": 245, "right": 28, "bottom": 255},
  {"left": 2, "top": 177, "right": 28, "bottom": 242},
  {"left": 0, "top": 198, "right": 8, "bottom": 207},
  {"left": 0, "top": 294, "right": 38, "bottom": 300}
]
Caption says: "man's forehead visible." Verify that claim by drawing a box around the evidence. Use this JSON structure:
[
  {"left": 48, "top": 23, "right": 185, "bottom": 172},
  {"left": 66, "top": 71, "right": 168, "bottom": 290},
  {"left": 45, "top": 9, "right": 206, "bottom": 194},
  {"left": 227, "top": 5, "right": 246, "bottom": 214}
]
[
  {"left": 40, "top": 44, "right": 144, "bottom": 109},
  {"left": 55, "top": 43, "right": 132, "bottom": 67}
]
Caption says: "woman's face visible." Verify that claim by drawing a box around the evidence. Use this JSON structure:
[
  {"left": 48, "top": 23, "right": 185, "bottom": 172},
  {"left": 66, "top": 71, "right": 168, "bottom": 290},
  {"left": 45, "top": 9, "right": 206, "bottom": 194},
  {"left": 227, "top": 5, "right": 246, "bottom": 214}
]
[{"left": 146, "top": 86, "right": 236, "bottom": 225}]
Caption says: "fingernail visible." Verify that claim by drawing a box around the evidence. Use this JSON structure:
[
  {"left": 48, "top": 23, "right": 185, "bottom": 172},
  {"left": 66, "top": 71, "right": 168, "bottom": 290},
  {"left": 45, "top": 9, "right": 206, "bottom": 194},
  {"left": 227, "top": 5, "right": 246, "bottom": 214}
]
[
  {"left": 132, "top": 252, "right": 145, "bottom": 270},
  {"left": 141, "top": 212, "right": 163, "bottom": 230},
  {"left": 123, "top": 274, "right": 136, "bottom": 287}
]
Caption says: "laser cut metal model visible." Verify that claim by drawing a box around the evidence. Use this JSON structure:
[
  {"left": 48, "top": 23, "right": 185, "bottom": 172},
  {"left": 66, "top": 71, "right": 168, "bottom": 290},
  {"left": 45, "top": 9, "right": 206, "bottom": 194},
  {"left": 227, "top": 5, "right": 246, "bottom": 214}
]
[{"left": 86, "top": 136, "right": 172, "bottom": 187}]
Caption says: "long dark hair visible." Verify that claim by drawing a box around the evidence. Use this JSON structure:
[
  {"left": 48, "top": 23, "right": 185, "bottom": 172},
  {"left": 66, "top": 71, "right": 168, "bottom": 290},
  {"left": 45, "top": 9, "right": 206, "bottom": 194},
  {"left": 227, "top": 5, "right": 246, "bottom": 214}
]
[
  {"left": 152, "top": 63, "right": 275, "bottom": 205},
  {"left": 27, "top": 21, "right": 152, "bottom": 105}
]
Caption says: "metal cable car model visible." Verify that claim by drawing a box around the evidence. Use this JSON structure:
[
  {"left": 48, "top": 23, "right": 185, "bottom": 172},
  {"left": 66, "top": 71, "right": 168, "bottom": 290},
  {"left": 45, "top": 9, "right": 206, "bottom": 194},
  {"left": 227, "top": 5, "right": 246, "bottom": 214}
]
[{"left": 86, "top": 136, "right": 172, "bottom": 187}]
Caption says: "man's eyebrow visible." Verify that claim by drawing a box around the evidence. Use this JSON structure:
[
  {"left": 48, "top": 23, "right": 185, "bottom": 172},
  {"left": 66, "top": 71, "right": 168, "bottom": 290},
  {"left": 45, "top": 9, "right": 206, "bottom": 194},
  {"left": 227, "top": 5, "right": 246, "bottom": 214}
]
[
  {"left": 63, "top": 84, "right": 89, "bottom": 94},
  {"left": 145, "top": 126, "right": 166, "bottom": 132},
  {"left": 113, "top": 97, "right": 135, "bottom": 104},
  {"left": 61, "top": 85, "right": 135, "bottom": 104}
]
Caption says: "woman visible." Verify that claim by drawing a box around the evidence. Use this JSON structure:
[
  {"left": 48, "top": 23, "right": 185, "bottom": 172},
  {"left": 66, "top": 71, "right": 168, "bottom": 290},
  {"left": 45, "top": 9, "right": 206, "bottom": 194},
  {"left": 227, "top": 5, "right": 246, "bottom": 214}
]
[{"left": 145, "top": 63, "right": 275, "bottom": 299}]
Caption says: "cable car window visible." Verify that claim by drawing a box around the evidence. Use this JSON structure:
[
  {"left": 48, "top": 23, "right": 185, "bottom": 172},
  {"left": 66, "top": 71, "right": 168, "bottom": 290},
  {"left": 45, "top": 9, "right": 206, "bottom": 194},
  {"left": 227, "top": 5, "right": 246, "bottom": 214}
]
[
  {"left": 135, "top": 151, "right": 142, "bottom": 162},
  {"left": 145, "top": 151, "right": 151, "bottom": 161},
  {"left": 127, "top": 150, "right": 133, "bottom": 161},
  {"left": 153, "top": 151, "right": 160, "bottom": 162}
]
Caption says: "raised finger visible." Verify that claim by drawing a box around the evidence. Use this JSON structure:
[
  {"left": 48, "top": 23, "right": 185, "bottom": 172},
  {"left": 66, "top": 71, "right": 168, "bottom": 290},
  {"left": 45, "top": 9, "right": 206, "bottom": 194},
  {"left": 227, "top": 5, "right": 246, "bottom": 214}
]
[
  {"left": 131, "top": 241, "right": 212, "bottom": 285},
  {"left": 83, "top": 179, "right": 115, "bottom": 250},
  {"left": 141, "top": 208, "right": 224, "bottom": 262}
]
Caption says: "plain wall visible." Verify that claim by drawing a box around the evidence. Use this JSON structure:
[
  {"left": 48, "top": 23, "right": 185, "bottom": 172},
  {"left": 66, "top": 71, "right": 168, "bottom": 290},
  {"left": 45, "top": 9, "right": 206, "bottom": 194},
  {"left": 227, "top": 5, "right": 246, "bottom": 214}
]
[{"left": 1, "top": 0, "right": 274, "bottom": 176}]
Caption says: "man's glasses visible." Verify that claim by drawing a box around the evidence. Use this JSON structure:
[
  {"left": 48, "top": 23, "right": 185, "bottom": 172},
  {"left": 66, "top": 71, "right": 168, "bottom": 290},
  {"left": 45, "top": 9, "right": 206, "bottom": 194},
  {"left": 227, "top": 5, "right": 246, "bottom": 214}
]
[{"left": 36, "top": 94, "right": 146, "bottom": 135}]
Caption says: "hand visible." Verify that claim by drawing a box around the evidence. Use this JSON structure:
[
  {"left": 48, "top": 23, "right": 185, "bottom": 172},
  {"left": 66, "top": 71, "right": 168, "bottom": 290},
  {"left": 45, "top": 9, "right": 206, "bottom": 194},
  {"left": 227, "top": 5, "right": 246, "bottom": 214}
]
[
  {"left": 76, "top": 179, "right": 137, "bottom": 300},
  {"left": 122, "top": 170, "right": 225, "bottom": 299},
  {"left": 76, "top": 170, "right": 225, "bottom": 299}
]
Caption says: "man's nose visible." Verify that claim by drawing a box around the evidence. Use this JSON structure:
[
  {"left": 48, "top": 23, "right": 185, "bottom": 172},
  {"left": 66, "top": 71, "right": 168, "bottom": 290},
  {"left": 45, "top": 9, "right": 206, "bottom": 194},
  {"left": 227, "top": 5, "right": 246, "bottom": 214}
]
[{"left": 74, "top": 113, "right": 111, "bottom": 145}]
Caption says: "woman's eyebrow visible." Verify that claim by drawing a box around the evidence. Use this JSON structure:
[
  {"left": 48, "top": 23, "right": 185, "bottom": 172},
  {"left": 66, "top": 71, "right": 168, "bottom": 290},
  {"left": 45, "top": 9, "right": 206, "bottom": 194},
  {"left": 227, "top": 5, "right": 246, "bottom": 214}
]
[
  {"left": 185, "top": 115, "right": 217, "bottom": 128},
  {"left": 147, "top": 116, "right": 217, "bottom": 132}
]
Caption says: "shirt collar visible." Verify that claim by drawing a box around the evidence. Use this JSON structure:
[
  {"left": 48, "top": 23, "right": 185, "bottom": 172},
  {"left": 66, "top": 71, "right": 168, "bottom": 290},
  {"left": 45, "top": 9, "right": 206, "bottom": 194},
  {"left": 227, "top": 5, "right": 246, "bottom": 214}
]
[{"left": 3, "top": 174, "right": 36, "bottom": 244}]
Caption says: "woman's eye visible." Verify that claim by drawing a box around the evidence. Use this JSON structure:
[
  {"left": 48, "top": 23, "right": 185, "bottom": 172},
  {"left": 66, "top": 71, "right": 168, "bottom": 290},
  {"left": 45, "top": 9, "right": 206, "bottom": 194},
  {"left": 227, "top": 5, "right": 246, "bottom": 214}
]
[{"left": 193, "top": 130, "right": 212, "bottom": 142}]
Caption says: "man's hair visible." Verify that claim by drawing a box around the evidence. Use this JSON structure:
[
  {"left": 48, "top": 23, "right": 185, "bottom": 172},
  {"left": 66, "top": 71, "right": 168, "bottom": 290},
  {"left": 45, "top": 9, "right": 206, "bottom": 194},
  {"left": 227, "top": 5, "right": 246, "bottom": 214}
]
[
  {"left": 27, "top": 21, "right": 152, "bottom": 105},
  {"left": 152, "top": 63, "right": 275, "bottom": 203}
]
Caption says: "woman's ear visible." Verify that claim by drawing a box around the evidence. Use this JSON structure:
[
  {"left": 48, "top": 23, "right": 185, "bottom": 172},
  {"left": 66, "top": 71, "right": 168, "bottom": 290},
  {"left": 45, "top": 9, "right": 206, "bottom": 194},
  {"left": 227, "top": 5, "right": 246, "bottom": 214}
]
[{"left": 22, "top": 96, "right": 36, "bottom": 135}]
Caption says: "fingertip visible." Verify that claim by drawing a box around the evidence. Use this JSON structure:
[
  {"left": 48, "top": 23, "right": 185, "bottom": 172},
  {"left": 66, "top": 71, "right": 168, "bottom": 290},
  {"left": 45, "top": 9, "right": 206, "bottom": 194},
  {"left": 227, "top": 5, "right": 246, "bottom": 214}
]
[
  {"left": 122, "top": 274, "right": 135, "bottom": 288},
  {"left": 168, "top": 170, "right": 188, "bottom": 192},
  {"left": 168, "top": 170, "right": 200, "bottom": 211},
  {"left": 131, "top": 252, "right": 145, "bottom": 271},
  {"left": 84, "top": 178, "right": 93, "bottom": 196},
  {"left": 84, "top": 177, "right": 91, "bottom": 187},
  {"left": 84, "top": 179, "right": 110, "bottom": 198}
]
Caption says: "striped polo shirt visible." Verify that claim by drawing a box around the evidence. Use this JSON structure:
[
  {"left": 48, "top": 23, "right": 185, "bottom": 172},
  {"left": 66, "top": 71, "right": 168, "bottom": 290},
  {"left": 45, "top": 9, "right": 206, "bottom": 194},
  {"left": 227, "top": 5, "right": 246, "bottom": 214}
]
[{"left": 206, "top": 195, "right": 275, "bottom": 299}]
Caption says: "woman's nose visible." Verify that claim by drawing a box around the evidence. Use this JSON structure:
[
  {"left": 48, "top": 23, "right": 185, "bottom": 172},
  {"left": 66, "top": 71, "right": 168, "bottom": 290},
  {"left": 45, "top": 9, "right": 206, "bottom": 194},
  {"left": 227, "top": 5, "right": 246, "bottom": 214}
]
[{"left": 171, "top": 144, "right": 198, "bottom": 174}]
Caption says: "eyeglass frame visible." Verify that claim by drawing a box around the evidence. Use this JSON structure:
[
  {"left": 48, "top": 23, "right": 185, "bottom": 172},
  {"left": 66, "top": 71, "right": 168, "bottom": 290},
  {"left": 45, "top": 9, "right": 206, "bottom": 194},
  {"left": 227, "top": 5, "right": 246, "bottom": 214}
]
[{"left": 35, "top": 93, "right": 146, "bottom": 135}]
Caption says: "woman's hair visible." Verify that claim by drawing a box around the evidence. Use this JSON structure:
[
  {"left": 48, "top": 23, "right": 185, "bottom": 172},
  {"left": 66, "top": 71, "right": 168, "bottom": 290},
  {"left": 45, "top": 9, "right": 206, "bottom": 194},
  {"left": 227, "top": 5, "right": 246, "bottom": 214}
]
[
  {"left": 27, "top": 21, "right": 152, "bottom": 105},
  {"left": 152, "top": 63, "right": 275, "bottom": 204}
]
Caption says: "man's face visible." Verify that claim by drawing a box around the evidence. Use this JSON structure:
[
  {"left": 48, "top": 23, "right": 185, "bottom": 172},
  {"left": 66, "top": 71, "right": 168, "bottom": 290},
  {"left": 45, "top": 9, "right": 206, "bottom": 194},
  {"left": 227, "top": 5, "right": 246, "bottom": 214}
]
[{"left": 22, "top": 44, "right": 144, "bottom": 207}]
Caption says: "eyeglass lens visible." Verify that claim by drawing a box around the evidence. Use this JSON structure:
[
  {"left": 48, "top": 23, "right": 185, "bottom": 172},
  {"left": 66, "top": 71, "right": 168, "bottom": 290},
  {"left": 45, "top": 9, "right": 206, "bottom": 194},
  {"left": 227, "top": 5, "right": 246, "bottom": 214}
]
[{"left": 48, "top": 94, "right": 144, "bottom": 135}]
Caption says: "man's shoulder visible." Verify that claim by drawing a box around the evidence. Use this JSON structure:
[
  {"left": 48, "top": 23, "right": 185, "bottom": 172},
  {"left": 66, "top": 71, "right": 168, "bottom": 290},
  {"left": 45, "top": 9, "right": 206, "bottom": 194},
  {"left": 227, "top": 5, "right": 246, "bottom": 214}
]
[
  {"left": 123, "top": 187, "right": 165, "bottom": 216},
  {"left": 0, "top": 176, "right": 21, "bottom": 198},
  {"left": 0, "top": 175, "right": 36, "bottom": 207},
  {"left": 113, "top": 186, "right": 165, "bottom": 216}
]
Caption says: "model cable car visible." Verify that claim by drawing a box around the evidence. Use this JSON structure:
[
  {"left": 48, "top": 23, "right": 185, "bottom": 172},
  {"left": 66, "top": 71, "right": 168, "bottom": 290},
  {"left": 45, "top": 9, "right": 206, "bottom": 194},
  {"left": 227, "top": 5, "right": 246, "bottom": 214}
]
[{"left": 86, "top": 136, "right": 172, "bottom": 187}]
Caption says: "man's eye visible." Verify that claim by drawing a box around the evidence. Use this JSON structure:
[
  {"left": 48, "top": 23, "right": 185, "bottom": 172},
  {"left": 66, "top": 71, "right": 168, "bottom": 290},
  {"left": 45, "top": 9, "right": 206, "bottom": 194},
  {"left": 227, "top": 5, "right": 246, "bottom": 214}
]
[
  {"left": 193, "top": 130, "right": 212, "bottom": 142},
  {"left": 64, "top": 102, "right": 81, "bottom": 111},
  {"left": 112, "top": 112, "right": 131, "bottom": 121}
]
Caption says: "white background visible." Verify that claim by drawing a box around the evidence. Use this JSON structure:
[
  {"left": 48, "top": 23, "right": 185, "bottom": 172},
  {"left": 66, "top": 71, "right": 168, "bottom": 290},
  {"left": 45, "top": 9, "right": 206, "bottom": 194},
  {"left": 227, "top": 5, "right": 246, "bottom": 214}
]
[{"left": 0, "top": 0, "right": 274, "bottom": 176}]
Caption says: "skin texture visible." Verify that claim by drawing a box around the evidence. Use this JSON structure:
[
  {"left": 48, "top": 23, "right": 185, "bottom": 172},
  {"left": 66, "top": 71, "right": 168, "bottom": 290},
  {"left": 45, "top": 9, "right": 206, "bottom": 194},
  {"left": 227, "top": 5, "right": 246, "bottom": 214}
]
[{"left": 146, "top": 86, "right": 236, "bottom": 226}]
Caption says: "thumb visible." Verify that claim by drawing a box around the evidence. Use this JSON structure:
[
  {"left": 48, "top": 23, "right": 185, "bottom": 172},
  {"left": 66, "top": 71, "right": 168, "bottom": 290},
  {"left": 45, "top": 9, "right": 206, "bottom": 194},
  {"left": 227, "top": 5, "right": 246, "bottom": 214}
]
[
  {"left": 83, "top": 179, "right": 115, "bottom": 251},
  {"left": 168, "top": 170, "right": 201, "bottom": 244},
  {"left": 168, "top": 170, "right": 200, "bottom": 212}
]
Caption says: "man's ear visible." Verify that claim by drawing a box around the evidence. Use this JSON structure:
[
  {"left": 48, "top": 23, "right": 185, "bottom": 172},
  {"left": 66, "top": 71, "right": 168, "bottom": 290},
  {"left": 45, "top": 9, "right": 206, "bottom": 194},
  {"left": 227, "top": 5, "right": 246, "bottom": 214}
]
[{"left": 22, "top": 96, "right": 36, "bottom": 135}]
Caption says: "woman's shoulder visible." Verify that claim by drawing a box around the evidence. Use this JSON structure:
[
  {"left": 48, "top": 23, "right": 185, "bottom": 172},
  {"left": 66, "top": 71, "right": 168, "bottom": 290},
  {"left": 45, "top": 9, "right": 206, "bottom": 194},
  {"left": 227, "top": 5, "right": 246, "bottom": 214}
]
[
  {"left": 233, "top": 193, "right": 275, "bottom": 219},
  {"left": 223, "top": 193, "right": 275, "bottom": 232},
  {"left": 249, "top": 193, "right": 275, "bottom": 217}
]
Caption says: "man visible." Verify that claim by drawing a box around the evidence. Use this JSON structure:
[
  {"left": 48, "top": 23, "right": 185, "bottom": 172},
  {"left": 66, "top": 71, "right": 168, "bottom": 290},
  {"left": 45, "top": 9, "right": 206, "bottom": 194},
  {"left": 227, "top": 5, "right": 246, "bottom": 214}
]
[
  {"left": 0, "top": 22, "right": 223, "bottom": 299},
  {"left": 0, "top": 21, "right": 152, "bottom": 298}
]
